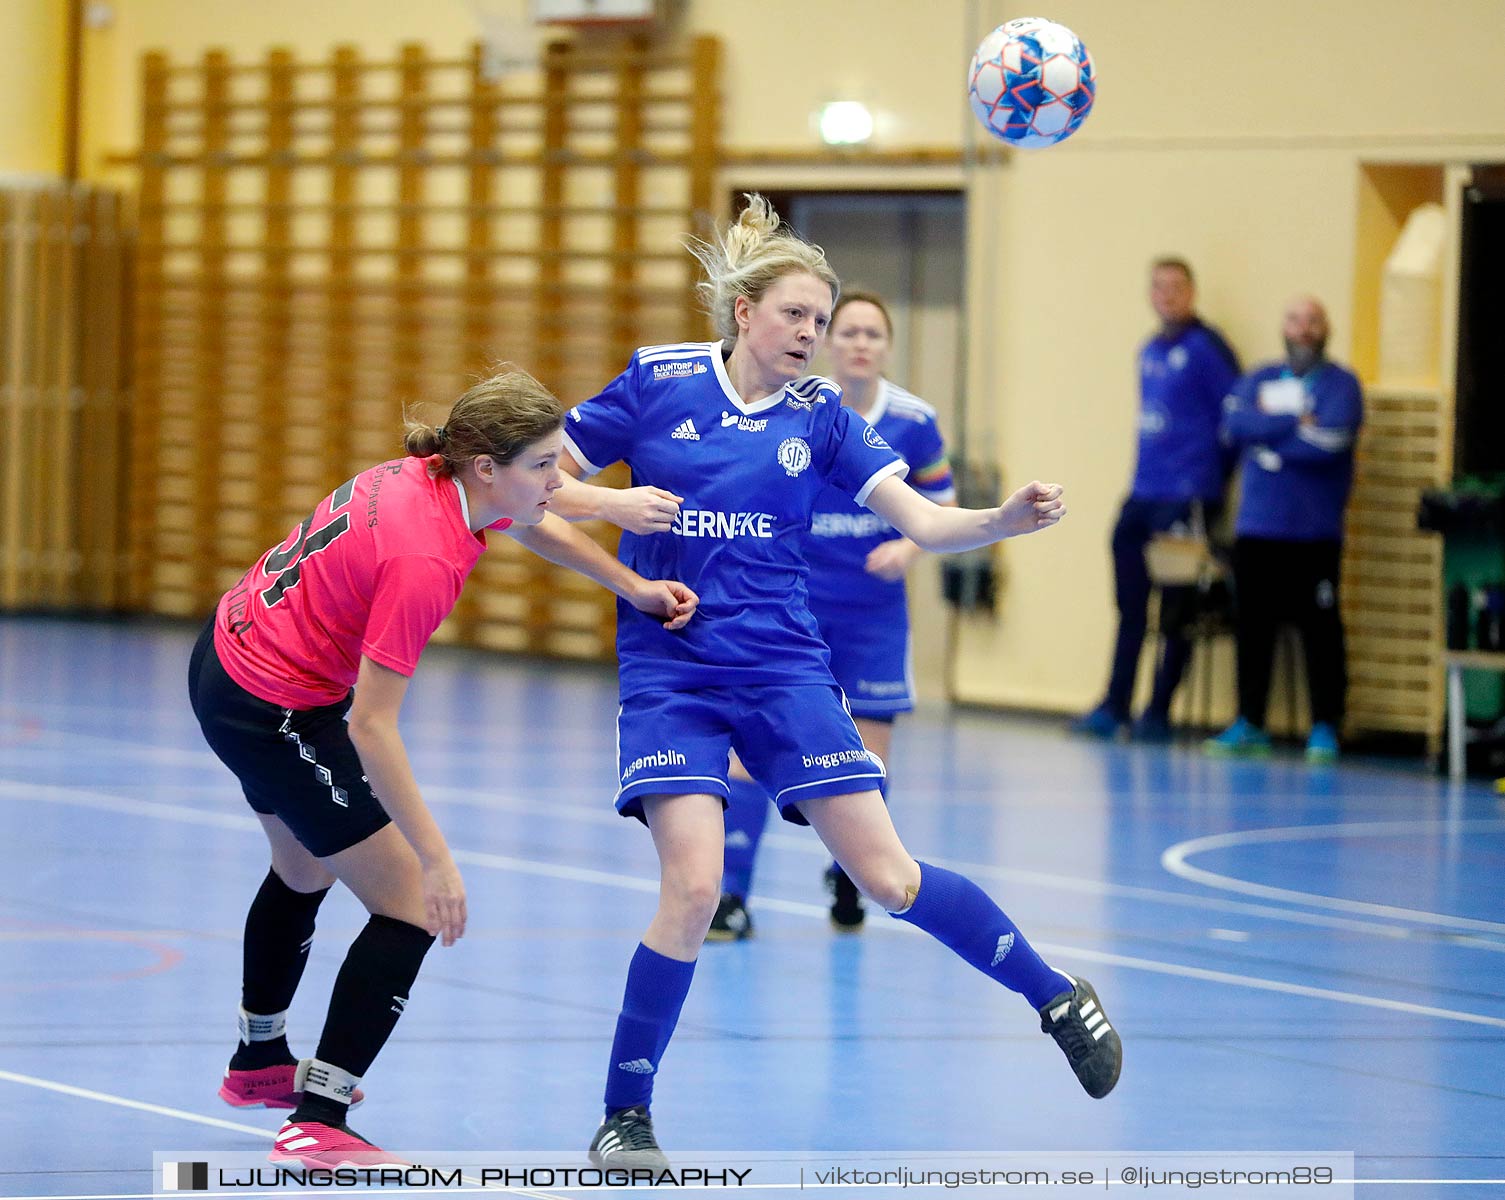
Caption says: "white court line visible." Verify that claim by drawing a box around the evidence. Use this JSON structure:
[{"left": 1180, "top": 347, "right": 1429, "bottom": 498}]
[
  {"left": 428, "top": 788, "right": 1505, "bottom": 946},
  {"left": 22, "top": 765, "right": 1501, "bottom": 948},
  {"left": 452, "top": 852, "right": 1505, "bottom": 1027},
  {"left": 1023, "top": 944, "right": 1505, "bottom": 1029},
  {"left": 1162, "top": 820, "right": 1505, "bottom": 935},
  {"left": 0, "top": 1069, "right": 270, "bottom": 1139},
  {"left": 451, "top": 847, "right": 836, "bottom": 922},
  {"left": 8, "top": 702, "right": 1496, "bottom": 941},
  {"left": 0, "top": 729, "right": 221, "bottom": 769},
  {"left": 0, "top": 1074, "right": 565, "bottom": 1200},
  {"left": 10, "top": 781, "right": 1505, "bottom": 1031},
  {"left": 1, "top": 780, "right": 260, "bottom": 833},
  {"left": 0, "top": 1181, "right": 1503, "bottom": 1198}
]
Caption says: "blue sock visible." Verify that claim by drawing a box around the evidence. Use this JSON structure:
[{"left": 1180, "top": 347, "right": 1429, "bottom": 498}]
[
  {"left": 603, "top": 943, "right": 696, "bottom": 1115},
  {"left": 895, "top": 862, "right": 1073, "bottom": 1010},
  {"left": 721, "top": 778, "right": 771, "bottom": 899}
]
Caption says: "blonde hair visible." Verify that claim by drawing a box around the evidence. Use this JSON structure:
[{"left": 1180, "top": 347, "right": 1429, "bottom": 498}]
[
  {"left": 687, "top": 194, "right": 841, "bottom": 341},
  {"left": 402, "top": 367, "right": 564, "bottom": 477}
]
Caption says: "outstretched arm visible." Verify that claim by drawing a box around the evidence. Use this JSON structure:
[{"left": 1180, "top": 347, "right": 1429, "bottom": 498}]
[
  {"left": 507, "top": 511, "right": 697, "bottom": 629},
  {"left": 549, "top": 473, "right": 684, "bottom": 535},
  {"left": 863, "top": 498, "right": 959, "bottom": 581},
  {"left": 864, "top": 475, "right": 1064, "bottom": 554}
]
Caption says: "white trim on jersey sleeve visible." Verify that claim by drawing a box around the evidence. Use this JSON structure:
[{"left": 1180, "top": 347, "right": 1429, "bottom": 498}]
[
  {"left": 854, "top": 458, "right": 910, "bottom": 506},
  {"left": 863, "top": 378, "right": 893, "bottom": 426},
  {"left": 788, "top": 374, "right": 840, "bottom": 398},
  {"left": 562, "top": 430, "right": 605, "bottom": 477},
  {"left": 637, "top": 341, "right": 716, "bottom": 363},
  {"left": 1295, "top": 424, "right": 1355, "bottom": 453},
  {"left": 881, "top": 379, "right": 941, "bottom": 423}
]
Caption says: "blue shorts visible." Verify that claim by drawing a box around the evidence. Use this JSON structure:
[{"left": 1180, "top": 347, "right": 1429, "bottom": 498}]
[
  {"left": 810, "top": 598, "right": 914, "bottom": 718},
  {"left": 615, "top": 684, "right": 886, "bottom": 825}
]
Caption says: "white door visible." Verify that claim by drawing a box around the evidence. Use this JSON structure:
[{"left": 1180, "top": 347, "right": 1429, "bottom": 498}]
[{"left": 788, "top": 193, "right": 967, "bottom": 704}]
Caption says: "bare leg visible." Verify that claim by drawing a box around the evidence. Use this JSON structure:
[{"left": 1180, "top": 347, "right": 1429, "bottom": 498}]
[
  {"left": 641, "top": 792, "right": 726, "bottom": 958},
  {"left": 797, "top": 788, "right": 919, "bottom": 911},
  {"left": 257, "top": 813, "right": 336, "bottom": 893}
]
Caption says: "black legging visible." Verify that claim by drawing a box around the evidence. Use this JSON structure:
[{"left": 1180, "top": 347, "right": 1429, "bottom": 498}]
[
  {"left": 1103, "top": 496, "right": 1221, "bottom": 719},
  {"left": 1231, "top": 537, "right": 1347, "bottom": 728}
]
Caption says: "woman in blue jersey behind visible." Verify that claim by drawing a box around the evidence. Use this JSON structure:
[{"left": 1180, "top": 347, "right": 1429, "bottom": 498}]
[
  {"left": 563, "top": 196, "right": 1122, "bottom": 1168},
  {"left": 711, "top": 289, "right": 957, "bottom": 940}
]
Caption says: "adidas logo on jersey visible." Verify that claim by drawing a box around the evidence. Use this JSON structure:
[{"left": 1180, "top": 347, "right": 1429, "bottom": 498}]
[
  {"left": 992, "top": 933, "right": 1015, "bottom": 966},
  {"left": 616, "top": 1058, "right": 655, "bottom": 1074},
  {"left": 670, "top": 418, "right": 700, "bottom": 440}
]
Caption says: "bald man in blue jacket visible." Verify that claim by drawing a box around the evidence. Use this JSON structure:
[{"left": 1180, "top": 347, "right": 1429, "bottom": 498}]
[{"left": 1206, "top": 295, "right": 1364, "bottom": 764}]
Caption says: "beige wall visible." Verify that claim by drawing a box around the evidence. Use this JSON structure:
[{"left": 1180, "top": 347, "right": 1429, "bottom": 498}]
[
  {"left": 954, "top": 0, "right": 1505, "bottom": 710},
  {"left": 67, "top": 0, "right": 1505, "bottom": 708},
  {"left": 77, "top": 1, "right": 974, "bottom": 176},
  {"left": 959, "top": 148, "right": 1364, "bottom": 711},
  {"left": 0, "top": 0, "right": 67, "bottom": 177}
]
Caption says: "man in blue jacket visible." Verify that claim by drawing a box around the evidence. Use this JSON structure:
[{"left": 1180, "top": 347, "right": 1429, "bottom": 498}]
[
  {"left": 1073, "top": 258, "right": 1241, "bottom": 741},
  {"left": 1206, "top": 295, "right": 1364, "bottom": 763}
]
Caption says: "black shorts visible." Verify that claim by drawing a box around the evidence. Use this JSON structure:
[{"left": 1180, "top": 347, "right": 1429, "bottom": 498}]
[{"left": 188, "top": 617, "right": 391, "bottom": 857}]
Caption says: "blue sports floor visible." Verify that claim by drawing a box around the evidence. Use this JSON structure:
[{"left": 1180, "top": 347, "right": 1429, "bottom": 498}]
[{"left": 2, "top": 616, "right": 1503, "bottom": 1199}]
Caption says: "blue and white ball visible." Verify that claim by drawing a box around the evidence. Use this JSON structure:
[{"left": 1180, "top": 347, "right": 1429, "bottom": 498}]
[{"left": 968, "top": 17, "right": 1096, "bottom": 149}]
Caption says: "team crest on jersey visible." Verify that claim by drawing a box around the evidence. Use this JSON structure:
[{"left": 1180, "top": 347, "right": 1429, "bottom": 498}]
[
  {"left": 862, "top": 424, "right": 890, "bottom": 451},
  {"left": 777, "top": 437, "right": 811, "bottom": 477},
  {"left": 652, "top": 360, "right": 708, "bottom": 380},
  {"left": 1167, "top": 346, "right": 1189, "bottom": 370}
]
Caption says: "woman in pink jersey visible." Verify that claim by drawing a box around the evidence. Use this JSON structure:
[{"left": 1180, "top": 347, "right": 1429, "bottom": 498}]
[{"left": 188, "top": 368, "right": 696, "bottom": 1168}]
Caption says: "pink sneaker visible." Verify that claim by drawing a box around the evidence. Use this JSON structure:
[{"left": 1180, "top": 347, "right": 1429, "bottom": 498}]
[
  {"left": 270, "top": 1119, "right": 403, "bottom": 1169},
  {"left": 218, "top": 1063, "right": 365, "bottom": 1111}
]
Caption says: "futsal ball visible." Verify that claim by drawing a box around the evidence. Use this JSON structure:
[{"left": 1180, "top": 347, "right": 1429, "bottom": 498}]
[{"left": 968, "top": 17, "right": 1096, "bottom": 149}]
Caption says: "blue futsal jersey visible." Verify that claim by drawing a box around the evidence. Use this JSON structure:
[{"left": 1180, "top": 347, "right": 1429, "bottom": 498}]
[
  {"left": 1222, "top": 359, "right": 1364, "bottom": 543},
  {"left": 804, "top": 379, "right": 955, "bottom": 611},
  {"left": 1131, "top": 319, "right": 1241, "bottom": 502},
  {"left": 564, "top": 341, "right": 909, "bottom": 698}
]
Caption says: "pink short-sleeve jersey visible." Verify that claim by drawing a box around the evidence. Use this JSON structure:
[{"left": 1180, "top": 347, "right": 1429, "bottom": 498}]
[{"left": 214, "top": 458, "right": 511, "bottom": 708}]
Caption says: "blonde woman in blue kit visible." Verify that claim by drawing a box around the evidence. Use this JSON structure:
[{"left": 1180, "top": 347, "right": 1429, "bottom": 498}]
[{"left": 558, "top": 196, "right": 1122, "bottom": 1168}]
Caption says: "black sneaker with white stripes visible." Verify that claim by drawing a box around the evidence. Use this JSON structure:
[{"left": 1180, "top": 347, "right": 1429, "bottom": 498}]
[
  {"left": 705, "top": 893, "right": 753, "bottom": 942},
  {"left": 588, "top": 1104, "right": 670, "bottom": 1170},
  {"left": 1038, "top": 976, "right": 1122, "bottom": 1098}
]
